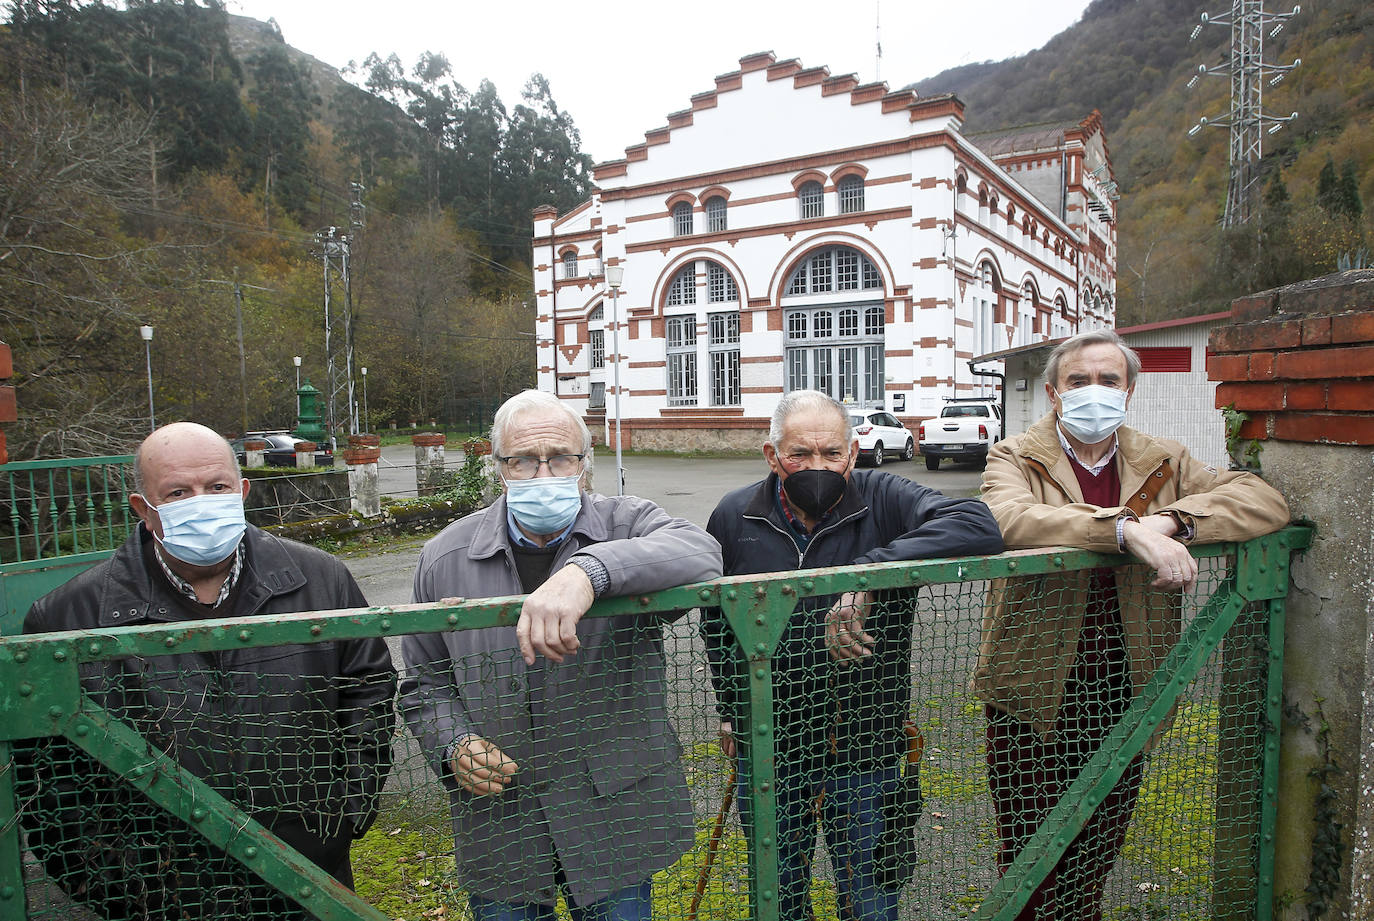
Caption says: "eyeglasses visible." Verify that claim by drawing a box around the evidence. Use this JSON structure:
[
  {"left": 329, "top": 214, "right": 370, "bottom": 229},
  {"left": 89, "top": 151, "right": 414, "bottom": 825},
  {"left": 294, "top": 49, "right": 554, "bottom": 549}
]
[{"left": 496, "top": 454, "right": 585, "bottom": 480}]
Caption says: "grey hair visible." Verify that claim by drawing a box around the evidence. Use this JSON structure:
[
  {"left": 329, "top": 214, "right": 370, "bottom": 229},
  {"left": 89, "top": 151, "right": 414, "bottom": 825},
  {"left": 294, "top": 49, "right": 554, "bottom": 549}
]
[
  {"left": 768, "top": 390, "right": 855, "bottom": 446},
  {"left": 490, "top": 389, "right": 594, "bottom": 472},
  {"left": 1044, "top": 329, "right": 1142, "bottom": 389},
  {"left": 132, "top": 425, "right": 241, "bottom": 495}
]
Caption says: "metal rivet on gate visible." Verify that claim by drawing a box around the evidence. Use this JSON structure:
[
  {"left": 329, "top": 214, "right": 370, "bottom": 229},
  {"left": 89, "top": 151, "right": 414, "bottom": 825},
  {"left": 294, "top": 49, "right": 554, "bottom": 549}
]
[
  {"left": 801, "top": 581, "right": 814, "bottom": 592},
  {"left": 130, "top": 766, "right": 146, "bottom": 778},
  {"left": 165, "top": 637, "right": 177, "bottom": 648},
  {"left": 754, "top": 669, "right": 765, "bottom": 680},
  {"left": 762, "top": 837, "right": 773, "bottom": 848},
  {"left": 755, "top": 643, "right": 768, "bottom": 655},
  {"left": 640, "top": 596, "right": 652, "bottom": 606},
  {"left": 761, "top": 891, "right": 773, "bottom": 902},
  {"left": 88, "top": 642, "right": 101, "bottom": 655},
  {"left": 48, "top": 706, "right": 62, "bottom": 718},
  {"left": 857, "top": 577, "right": 869, "bottom": 588},
  {"left": 191, "top": 807, "right": 207, "bottom": 822},
  {"left": 755, "top": 615, "right": 766, "bottom": 626},
  {"left": 781, "top": 585, "right": 794, "bottom": 596},
  {"left": 1258, "top": 565, "right": 1267, "bottom": 573},
  {"left": 755, "top": 586, "right": 766, "bottom": 598},
  {"left": 299, "top": 886, "right": 314, "bottom": 899},
  {"left": 447, "top": 614, "right": 459, "bottom": 626},
  {"left": 1053, "top": 556, "right": 1064, "bottom": 568},
  {"left": 699, "top": 589, "right": 713, "bottom": 602},
  {"left": 244, "top": 846, "right": 258, "bottom": 859},
  {"left": 756, "top": 724, "right": 770, "bottom": 736},
  {"left": 726, "top": 590, "right": 738, "bottom": 602},
  {"left": 0, "top": 885, "right": 13, "bottom": 900},
  {"left": 380, "top": 619, "right": 392, "bottom": 631},
  {"left": 760, "top": 782, "right": 771, "bottom": 792},
  {"left": 13, "top": 651, "right": 27, "bottom": 664},
  {"left": 1007, "top": 561, "right": 1017, "bottom": 571},
  {"left": 17, "top": 683, "right": 32, "bottom": 697},
  {"left": 52, "top": 650, "right": 66, "bottom": 662},
  {"left": 310, "top": 625, "right": 322, "bottom": 636},
  {"left": 76, "top": 723, "right": 89, "bottom": 736},
  {"left": 238, "top": 630, "right": 252, "bottom": 642}
]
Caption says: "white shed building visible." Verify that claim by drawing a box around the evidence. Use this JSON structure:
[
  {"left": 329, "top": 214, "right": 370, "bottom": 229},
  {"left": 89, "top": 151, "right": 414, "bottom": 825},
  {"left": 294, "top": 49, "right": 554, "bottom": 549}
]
[{"left": 532, "top": 52, "right": 1119, "bottom": 450}]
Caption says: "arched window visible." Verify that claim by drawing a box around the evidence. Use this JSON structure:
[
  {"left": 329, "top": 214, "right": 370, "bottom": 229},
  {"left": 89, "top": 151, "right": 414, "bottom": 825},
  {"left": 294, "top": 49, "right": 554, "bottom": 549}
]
[
  {"left": 705, "top": 196, "right": 727, "bottom": 232},
  {"left": 561, "top": 250, "right": 578, "bottom": 279},
  {"left": 838, "top": 174, "right": 864, "bottom": 214},
  {"left": 672, "top": 201, "right": 693, "bottom": 236},
  {"left": 799, "top": 181, "right": 824, "bottom": 219},
  {"left": 588, "top": 306, "right": 605, "bottom": 369},
  {"left": 666, "top": 264, "right": 697, "bottom": 306},
  {"left": 707, "top": 262, "right": 738, "bottom": 303},
  {"left": 972, "top": 261, "right": 1000, "bottom": 371},
  {"left": 784, "top": 246, "right": 882, "bottom": 296}
]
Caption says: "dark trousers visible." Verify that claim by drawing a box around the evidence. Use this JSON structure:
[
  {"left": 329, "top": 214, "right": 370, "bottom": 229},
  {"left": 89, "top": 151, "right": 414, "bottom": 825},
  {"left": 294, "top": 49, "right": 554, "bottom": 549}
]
[{"left": 985, "top": 607, "right": 1145, "bottom": 921}]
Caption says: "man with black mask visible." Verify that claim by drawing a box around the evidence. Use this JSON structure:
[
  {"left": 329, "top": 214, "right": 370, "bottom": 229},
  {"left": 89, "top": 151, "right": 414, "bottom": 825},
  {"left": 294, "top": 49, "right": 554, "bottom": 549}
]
[{"left": 701, "top": 390, "right": 1002, "bottom": 921}]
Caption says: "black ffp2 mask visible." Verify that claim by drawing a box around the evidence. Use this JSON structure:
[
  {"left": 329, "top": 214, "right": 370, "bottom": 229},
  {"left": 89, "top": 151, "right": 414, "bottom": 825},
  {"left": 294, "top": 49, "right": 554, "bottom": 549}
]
[{"left": 781, "top": 468, "right": 848, "bottom": 520}]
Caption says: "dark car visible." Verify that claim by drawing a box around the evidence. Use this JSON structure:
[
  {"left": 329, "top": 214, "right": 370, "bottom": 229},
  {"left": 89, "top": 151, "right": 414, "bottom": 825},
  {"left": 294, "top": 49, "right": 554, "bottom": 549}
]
[{"left": 229, "top": 431, "right": 334, "bottom": 468}]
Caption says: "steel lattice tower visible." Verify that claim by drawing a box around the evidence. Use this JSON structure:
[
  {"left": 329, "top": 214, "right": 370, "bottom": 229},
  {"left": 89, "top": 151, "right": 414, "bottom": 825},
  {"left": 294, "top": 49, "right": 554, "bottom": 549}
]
[
  {"left": 1188, "top": 1, "right": 1301, "bottom": 227},
  {"left": 312, "top": 183, "right": 366, "bottom": 448}
]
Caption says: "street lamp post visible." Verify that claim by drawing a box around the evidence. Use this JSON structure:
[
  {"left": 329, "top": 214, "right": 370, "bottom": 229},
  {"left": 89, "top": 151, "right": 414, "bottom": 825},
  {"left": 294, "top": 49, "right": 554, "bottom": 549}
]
[
  {"left": 139, "top": 325, "right": 155, "bottom": 432},
  {"left": 292, "top": 355, "right": 302, "bottom": 424},
  {"left": 604, "top": 265, "right": 625, "bottom": 495},
  {"left": 360, "top": 366, "right": 369, "bottom": 434}
]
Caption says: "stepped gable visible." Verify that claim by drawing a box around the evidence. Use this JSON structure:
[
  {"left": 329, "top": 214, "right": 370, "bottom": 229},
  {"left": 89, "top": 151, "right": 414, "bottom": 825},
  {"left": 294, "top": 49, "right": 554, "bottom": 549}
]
[{"left": 592, "top": 51, "right": 939, "bottom": 181}]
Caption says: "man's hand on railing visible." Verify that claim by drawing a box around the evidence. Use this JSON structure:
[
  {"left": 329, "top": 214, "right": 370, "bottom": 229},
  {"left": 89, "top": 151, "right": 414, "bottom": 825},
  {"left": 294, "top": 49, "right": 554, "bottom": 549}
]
[
  {"left": 826, "top": 590, "right": 876, "bottom": 662},
  {"left": 717, "top": 722, "right": 735, "bottom": 759},
  {"left": 1123, "top": 516, "right": 1199, "bottom": 592},
  {"left": 450, "top": 734, "right": 518, "bottom": 796},
  {"left": 516, "top": 564, "right": 595, "bottom": 665}
]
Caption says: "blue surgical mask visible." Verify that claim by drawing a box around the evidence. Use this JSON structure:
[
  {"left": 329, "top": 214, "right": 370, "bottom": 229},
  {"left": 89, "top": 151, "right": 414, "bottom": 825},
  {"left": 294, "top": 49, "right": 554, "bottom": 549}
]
[
  {"left": 505, "top": 475, "right": 582, "bottom": 536},
  {"left": 1056, "top": 384, "right": 1128, "bottom": 445},
  {"left": 150, "top": 492, "right": 247, "bottom": 566}
]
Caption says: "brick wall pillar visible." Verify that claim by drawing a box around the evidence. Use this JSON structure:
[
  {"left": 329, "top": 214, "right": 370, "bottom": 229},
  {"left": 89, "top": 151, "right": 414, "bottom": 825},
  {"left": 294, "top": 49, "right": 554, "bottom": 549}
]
[
  {"left": 1207, "top": 269, "right": 1374, "bottom": 920},
  {"left": 343, "top": 445, "right": 381, "bottom": 517},
  {"left": 0, "top": 341, "right": 14, "bottom": 465},
  {"left": 293, "top": 441, "right": 318, "bottom": 469},
  {"left": 242, "top": 439, "right": 268, "bottom": 469},
  {"left": 412, "top": 433, "right": 447, "bottom": 496}
]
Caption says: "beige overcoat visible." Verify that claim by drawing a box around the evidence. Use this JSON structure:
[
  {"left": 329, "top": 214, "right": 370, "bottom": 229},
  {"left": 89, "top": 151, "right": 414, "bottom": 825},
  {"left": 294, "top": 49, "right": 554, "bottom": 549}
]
[{"left": 972, "top": 412, "right": 1290, "bottom": 736}]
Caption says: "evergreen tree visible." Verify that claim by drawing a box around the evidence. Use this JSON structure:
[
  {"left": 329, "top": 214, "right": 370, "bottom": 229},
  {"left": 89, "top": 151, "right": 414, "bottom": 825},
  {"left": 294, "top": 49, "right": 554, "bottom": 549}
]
[
  {"left": 1338, "top": 159, "right": 1364, "bottom": 222},
  {"left": 246, "top": 42, "right": 315, "bottom": 220}
]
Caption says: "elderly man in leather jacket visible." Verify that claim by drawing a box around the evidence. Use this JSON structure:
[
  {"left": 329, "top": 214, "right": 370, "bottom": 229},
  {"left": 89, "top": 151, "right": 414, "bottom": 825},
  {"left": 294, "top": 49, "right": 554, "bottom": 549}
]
[
  {"left": 702, "top": 389, "right": 1004, "bottom": 921},
  {"left": 19, "top": 422, "right": 396, "bottom": 920},
  {"left": 400, "top": 389, "right": 722, "bottom": 921},
  {"left": 976, "top": 330, "right": 1290, "bottom": 921}
]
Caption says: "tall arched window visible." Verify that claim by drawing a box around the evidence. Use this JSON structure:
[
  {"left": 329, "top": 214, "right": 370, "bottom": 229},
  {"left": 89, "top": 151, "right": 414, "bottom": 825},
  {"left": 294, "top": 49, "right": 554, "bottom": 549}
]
[
  {"left": 783, "top": 247, "right": 886, "bottom": 406},
  {"left": 561, "top": 250, "right": 578, "bottom": 279},
  {"left": 972, "top": 260, "right": 1000, "bottom": 389},
  {"left": 798, "top": 181, "right": 824, "bottom": 219},
  {"left": 666, "top": 265, "right": 697, "bottom": 306},
  {"left": 784, "top": 246, "right": 882, "bottom": 296},
  {"left": 661, "top": 260, "right": 742, "bottom": 408},
  {"left": 705, "top": 196, "right": 727, "bottom": 232},
  {"left": 838, "top": 174, "right": 864, "bottom": 214},
  {"left": 672, "top": 201, "right": 693, "bottom": 236}
]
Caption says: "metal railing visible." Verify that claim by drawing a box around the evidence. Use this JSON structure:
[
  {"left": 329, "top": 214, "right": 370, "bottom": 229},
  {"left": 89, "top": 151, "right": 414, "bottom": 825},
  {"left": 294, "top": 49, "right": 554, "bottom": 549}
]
[{"left": 0, "top": 527, "right": 1311, "bottom": 920}]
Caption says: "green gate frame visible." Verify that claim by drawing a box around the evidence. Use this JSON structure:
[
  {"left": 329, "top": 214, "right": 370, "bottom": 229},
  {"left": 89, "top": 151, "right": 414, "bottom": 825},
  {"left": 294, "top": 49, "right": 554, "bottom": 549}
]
[{"left": 0, "top": 527, "right": 1312, "bottom": 920}]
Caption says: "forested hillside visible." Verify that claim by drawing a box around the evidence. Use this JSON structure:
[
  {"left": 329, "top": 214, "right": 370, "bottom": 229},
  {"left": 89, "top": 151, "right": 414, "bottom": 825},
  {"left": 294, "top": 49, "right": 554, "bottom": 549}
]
[
  {"left": 913, "top": 0, "right": 1373, "bottom": 324},
  {"left": 0, "top": 0, "right": 591, "bottom": 458}
]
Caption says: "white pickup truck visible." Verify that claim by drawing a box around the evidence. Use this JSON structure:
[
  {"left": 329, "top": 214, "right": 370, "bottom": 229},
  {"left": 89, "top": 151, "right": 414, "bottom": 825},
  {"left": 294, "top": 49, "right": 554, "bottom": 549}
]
[{"left": 918, "top": 399, "right": 1003, "bottom": 470}]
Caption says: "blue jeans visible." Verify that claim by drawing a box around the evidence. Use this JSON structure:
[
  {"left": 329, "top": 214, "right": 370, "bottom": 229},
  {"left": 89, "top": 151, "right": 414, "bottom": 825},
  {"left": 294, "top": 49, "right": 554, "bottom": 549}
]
[
  {"left": 738, "top": 766, "right": 901, "bottom": 921},
  {"left": 468, "top": 881, "right": 651, "bottom": 921}
]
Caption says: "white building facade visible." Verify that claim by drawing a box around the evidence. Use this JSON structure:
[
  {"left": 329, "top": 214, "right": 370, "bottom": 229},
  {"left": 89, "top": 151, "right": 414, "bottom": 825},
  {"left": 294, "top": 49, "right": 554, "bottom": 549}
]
[{"left": 532, "top": 52, "right": 1118, "bottom": 450}]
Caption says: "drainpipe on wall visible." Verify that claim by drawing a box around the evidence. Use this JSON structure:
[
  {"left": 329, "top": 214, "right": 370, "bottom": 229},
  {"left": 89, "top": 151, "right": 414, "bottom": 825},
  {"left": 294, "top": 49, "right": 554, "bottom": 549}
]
[
  {"left": 549, "top": 224, "right": 558, "bottom": 394},
  {"left": 968, "top": 358, "right": 1007, "bottom": 425}
]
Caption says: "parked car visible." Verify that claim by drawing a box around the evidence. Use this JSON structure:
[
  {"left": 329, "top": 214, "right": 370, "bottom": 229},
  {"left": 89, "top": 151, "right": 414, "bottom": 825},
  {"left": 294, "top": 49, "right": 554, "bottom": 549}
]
[
  {"left": 918, "top": 398, "right": 1003, "bottom": 470},
  {"left": 848, "top": 410, "right": 915, "bottom": 466},
  {"left": 229, "top": 431, "right": 334, "bottom": 468}
]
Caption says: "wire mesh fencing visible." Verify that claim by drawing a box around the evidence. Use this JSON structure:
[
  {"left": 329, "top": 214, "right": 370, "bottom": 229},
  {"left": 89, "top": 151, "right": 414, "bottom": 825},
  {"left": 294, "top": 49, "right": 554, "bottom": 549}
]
[{"left": 0, "top": 529, "right": 1306, "bottom": 921}]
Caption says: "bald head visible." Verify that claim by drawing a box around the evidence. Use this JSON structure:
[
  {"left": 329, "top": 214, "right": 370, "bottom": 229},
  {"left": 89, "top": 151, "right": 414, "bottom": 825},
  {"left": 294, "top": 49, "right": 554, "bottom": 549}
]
[{"left": 133, "top": 422, "right": 241, "bottom": 496}]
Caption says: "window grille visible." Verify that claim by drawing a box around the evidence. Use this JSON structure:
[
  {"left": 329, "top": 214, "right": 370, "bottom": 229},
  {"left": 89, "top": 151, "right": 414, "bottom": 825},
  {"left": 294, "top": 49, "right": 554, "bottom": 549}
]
[
  {"left": 707, "top": 263, "right": 738, "bottom": 303},
  {"left": 838, "top": 308, "right": 859, "bottom": 338},
  {"left": 589, "top": 330, "right": 604, "bottom": 369},
  {"left": 706, "top": 196, "right": 727, "bottom": 232},
  {"left": 814, "top": 311, "right": 833, "bottom": 339},
  {"left": 864, "top": 344, "right": 884, "bottom": 402},
  {"left": 787, "top": 311, "right": 808, "bottom": 339},
  {"left": 667, "top": 265, "right": 697, "bottom": 306},
  {"left": 799, "top": 181, "right": 823, "bottom": 219},
  {"left": 710, "top": 349, "right": 740, "bottom": 406},
  {"left": 561, "top": 251, "right": 578, "bottom": 278},
  {"left": 838, "top": 174, "right": 864, "bottom": 214},
  {"left": 708, "top": 312, "right": 739, "bottom": 346},
  {"left": 672, "top": 202, "right": 693, "bottom": 236},
  {"left": 666, "top": 316, "right": 697, "bottom": 405},
  {"left": 864, "top": 306, "right": 884, "bottom": 336},
  {"left": 809, "top": 251, "right": 832, "bottom": 292},
  {"left": 836, "top": 250, "right": 859, "bottom": 290},
  {"left": 784, "top": 247, "right": 881, "bottom": 296}
]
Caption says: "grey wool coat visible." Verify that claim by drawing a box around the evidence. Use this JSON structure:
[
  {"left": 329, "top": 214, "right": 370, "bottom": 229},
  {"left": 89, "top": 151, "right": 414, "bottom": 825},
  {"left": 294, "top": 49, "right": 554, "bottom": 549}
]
[{"left": 399, "top": 491, "right": 723, "bottom": 907}]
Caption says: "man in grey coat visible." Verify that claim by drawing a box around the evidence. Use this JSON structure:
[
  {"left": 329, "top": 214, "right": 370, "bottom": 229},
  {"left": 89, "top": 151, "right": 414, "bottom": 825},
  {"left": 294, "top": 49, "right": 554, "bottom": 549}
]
[{"left": 400, "top": 390, "right": 723, "bottom": 921}]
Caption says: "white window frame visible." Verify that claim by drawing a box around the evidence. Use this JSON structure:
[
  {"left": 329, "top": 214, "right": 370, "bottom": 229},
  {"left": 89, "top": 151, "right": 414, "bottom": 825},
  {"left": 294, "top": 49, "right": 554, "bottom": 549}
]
[
  {"left": 705, "top": 196, "right": 727, "bottom": 232},
  {"left": 799, "top": 181, "right": 824, "bottom": 219},
  {"left": 672, "top": 201, "right": 694, "bottom": 236},
  {"left": 838, "top": 174, "right": 864, "bottom": 214},
  {"left": 666, "top": 315, "right": 697, "bottom": 405}
]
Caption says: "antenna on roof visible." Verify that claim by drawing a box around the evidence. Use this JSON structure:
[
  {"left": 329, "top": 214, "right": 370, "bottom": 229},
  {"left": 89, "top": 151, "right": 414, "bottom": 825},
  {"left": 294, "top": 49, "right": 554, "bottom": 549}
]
[{"left": 875, "top": 0, "right": 883, "bottom": 82}]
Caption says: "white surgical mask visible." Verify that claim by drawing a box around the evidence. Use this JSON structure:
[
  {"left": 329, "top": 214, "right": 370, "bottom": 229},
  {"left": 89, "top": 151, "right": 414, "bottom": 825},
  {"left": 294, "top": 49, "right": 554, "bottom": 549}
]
[
  {"left": 150, "top": 493, "right": 247, "bottom": 566},
  {"left": 1056, "top": 384, "right": 1128, "bottom": 445}
]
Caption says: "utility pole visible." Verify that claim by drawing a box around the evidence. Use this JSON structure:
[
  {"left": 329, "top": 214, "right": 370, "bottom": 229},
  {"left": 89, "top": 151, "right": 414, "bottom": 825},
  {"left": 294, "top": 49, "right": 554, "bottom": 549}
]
[
  {"left": 311, "top": 180, "right": 366, "bottom": 448},
  {"left": 204, "top": 276, "right": 275, "bottom": 433},
  {"left": 1187, "top": 1, "right": 1301, "bottom": 227}
]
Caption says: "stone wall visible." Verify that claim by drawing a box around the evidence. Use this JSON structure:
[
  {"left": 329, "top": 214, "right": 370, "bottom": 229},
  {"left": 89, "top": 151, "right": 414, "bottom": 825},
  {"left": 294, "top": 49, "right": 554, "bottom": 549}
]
[{"left": 1207, "top": 269, "right": 1374, "bottom": 920}]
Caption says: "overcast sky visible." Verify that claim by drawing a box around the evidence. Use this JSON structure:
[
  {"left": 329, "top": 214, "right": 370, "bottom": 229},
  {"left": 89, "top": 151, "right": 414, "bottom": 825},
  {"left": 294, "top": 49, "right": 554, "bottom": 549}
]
[{"left": 226, "top": 0, "right": 1094, "bottom": 165}]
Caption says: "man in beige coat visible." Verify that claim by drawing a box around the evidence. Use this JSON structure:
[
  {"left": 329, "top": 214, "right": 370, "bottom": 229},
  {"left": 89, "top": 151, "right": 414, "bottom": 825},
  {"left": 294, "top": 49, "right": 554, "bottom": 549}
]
[{"left": 974, "top": 329, "right": 1289, "bottom": 921}]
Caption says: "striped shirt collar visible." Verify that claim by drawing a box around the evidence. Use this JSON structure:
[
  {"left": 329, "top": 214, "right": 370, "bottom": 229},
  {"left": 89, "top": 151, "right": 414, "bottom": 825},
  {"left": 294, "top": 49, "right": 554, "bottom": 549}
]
[{"left": 153, "top": 541, "right": 245, "bottom": 608}]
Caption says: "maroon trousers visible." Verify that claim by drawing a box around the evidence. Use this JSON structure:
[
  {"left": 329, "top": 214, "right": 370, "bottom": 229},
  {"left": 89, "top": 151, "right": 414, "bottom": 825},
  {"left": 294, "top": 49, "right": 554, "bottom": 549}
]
[{"left": 985, "top": 589, "right": 1145, "bottom": 921}]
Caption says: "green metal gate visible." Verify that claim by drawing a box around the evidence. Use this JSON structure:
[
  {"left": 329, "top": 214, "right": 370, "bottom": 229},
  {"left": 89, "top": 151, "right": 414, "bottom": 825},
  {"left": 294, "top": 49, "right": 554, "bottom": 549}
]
[
  {"left": 0, "top": 527, "right": 1310, "bottom": 920},
  {"left": 0, "top": 457, "right": 136, "bottom": 635}
]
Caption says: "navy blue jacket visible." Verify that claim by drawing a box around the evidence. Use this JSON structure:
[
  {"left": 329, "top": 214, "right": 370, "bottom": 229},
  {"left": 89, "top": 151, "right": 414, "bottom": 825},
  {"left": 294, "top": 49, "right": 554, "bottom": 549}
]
[{"left": 701, "top": 469, "right": 1003, "bottom": 776}]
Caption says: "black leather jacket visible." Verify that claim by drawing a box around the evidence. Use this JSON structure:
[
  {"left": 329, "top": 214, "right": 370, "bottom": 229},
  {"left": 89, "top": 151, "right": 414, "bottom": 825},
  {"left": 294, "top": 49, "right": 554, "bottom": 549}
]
[
  {"left": 19, "top": 524, "right": 396, "bottom": 918},
  {"left": 701, "top": 470, "right": 1003, "bottom": 777}
]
